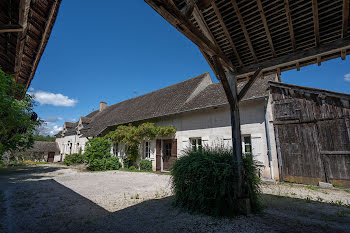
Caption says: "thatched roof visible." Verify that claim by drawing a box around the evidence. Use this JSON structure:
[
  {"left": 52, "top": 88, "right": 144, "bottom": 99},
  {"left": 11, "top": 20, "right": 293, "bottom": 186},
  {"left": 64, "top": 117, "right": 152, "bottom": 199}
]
[{"left": 26, "top": 141, "right": 60, "bottom": 153}]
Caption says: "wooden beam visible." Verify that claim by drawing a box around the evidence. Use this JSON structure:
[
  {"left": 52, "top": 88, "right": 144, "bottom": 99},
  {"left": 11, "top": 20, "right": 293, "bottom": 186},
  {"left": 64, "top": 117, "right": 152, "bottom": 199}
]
[
  {"left": 341, "top": 49, "right": 347, "bottom": 60},
  {"left": 296, "top": 61, "right": 300, "bottom": 71},
  {"left": 235, "top": 37, "right": 350, "bottom": 76},
  {"left": 213, "top": 55, "right": 244, "bottom": 198},
  {"left": 211, "top": 1, "right": 243, "bottom": 66},
  {"left": 238, "top": 68, "right": 263, "bottom": 101},
  {"left": 343, "top": 0, "right": 349, "bottom": 38},
  {"left": 0, "top": 24, "right": 23, "bottom": 33},
  {"left": 27, "top": 0, "right": 58, "bottom": 89},
  {"left": 312, "top": 0, "right": 320, "bottom": 46},
  {"left": 317, "top": 56, "right": 321, "bottom": 66},
  {"left": 231, "top": 0, "right": 257, "bottom": 62},
  {"left": 14, "top": 0, "right": 31, "bottom": 82},
  {"left": 284, "top": 0, "right": 296, "bottom": 51},
  {"left": 146, "top": 0, "right": 234, "bottom": 71},
  {"left": 256, "top": 0, "right": 276, "bottom": 57}
]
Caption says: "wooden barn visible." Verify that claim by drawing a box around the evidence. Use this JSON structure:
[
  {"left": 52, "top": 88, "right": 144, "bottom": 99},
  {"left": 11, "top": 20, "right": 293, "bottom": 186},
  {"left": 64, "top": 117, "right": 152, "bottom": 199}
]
[{"left": 270, "top": 82, "right": 350, "bottom": 187}]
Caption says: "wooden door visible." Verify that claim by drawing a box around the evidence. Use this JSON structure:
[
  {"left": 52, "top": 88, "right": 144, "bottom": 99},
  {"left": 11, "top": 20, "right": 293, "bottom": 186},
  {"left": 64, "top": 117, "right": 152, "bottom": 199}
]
[
  {"left": 162, "top": 139, "right": 177, "bottom": 171},
  {"left": 156, "top": 140, "right": 161, "bottom": 171},
  {"left": 47, "top": 152, "right": 55, "bottom": 162}
]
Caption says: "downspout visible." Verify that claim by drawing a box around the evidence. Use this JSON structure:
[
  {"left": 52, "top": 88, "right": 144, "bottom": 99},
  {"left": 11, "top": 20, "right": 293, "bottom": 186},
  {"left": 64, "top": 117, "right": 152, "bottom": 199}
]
[{"left": 264, "top": 97, "right": 274, "bottom": 180}]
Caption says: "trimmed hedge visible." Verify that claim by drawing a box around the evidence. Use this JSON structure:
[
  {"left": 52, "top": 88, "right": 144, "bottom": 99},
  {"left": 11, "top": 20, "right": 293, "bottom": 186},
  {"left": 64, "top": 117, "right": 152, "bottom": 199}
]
[
  {"left": 171, "top": 147, "right": 261, "bottom": 217},
  {"left": 64, "top": 153, "right": 86, "bottom": 166},
  {"left": 140, "top": 159, "right": 152, "bottom": 171}
]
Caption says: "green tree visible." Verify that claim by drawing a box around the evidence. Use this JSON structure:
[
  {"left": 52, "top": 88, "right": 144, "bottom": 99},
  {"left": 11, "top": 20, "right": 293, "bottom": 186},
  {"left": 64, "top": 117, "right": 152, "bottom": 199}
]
[
  {"left": 84, "top": 137, "right": 112, "bottom": 162},
  {"left": 33, "top": 134, "right": 56, "bottom": 142},
  {"left": 0, "top": 69, "right": 40, "bottom": 160}
]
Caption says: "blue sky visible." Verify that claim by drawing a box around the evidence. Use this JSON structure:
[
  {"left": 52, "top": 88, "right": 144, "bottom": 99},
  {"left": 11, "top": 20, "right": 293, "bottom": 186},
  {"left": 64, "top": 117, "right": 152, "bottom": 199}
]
[{"left": 30, "top": 1, "right": 350, "bottom": 135}]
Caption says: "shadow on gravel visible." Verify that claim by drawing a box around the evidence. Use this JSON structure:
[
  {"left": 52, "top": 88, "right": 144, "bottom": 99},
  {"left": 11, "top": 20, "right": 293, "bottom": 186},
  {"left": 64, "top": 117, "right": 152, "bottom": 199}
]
[{"left": 1, "top": 172, "right": 350, "bottom": 233}]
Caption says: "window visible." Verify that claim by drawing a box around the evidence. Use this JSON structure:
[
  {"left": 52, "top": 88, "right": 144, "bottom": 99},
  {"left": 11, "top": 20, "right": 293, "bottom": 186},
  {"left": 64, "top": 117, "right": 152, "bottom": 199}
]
[
  {"left": 243, "top": 136, "right": 252, "bottom": 155},
  {"left": 145, "top": 141, "right": 150, "bottom": 158},
  {"left": 164, "top": 141, "right": 172, "bottom": 157},
  {"left": 190, "top": 138, "right": 202, "bottom": 151},
  {"left": 113, "top": 143, "right": 119, "bottom": 157}
]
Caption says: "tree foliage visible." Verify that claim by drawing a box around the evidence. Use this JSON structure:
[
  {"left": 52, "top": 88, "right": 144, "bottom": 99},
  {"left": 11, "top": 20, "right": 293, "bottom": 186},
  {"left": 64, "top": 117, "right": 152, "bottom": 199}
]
[
  {"left": 105, "top": 123, "right": 176, "bottom": 164},
  {"left": 0, "top": 69, "right": 40, "bottom": 158},
  {"left": 84, "top": 137, "right": 112, "bottom": 161},
  {"left": 33, "top": 134, "right": 56, "bottom": 142}
]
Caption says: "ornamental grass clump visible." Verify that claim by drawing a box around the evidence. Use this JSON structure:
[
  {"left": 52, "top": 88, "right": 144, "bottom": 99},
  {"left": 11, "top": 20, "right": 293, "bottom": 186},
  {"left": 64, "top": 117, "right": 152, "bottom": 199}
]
[{"left": 171, "top": 147, "right": 261, "bottom": 217}]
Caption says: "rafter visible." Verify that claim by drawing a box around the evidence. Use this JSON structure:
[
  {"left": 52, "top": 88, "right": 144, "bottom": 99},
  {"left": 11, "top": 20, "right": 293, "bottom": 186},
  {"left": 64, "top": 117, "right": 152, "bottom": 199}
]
[
  {"left": 230, "top": 0, "right": 257, "bottom": 62},
  {"left": 0, "top": 24, "right": 23, "bottom": 33},
  {"left": 145, "top": 0, "right": 234, "bottom": 71},
  {"left": 27, "top": 0, "right": 58, "bottom": 88},
  {"left": 284, "top": 0, "right": 296, "bottom": 51},
  {"left": 235, "top": 37, "right": 350, "bottom": 76},
  {"left": 211, "top": 1, "right": 243, "bottom": 66},
  {"left": 343, "top": 0, "right": 349, "bottom": 38},
  {"left": 14, "top": 0, "right": 31, "bottom": 82},
  {"left": 312, "top": 0, "right": 320, "bottom": 46},
  {"left": 256, "top": 0, "right": 275, "bottom": 57},
  {"left": 238, "top": 68, "right": 262, "bottom": 101}
]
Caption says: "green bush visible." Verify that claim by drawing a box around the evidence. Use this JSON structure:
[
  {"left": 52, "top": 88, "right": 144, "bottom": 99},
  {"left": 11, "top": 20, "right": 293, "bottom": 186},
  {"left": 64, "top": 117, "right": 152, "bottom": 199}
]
[
  {"left": 171, "top": 147, "right": 261, "bottom": 217},
  {"left": 140, "top": 159, "right": 152, "bottom": 171},
  {"left": 0, "top": 159, "right": 6, "bottom": 168},
  {"left": 85, "top": 137, "right": 112, "bottom": 162},
  {"left": 88, "top": 157, "right": 122, "bottom": 171},
  {"left": 128, "top": 165, "right": 136, "bottom": 171},
  {"left": 63, "top": 153, "right": 86, "bottom": 166}
]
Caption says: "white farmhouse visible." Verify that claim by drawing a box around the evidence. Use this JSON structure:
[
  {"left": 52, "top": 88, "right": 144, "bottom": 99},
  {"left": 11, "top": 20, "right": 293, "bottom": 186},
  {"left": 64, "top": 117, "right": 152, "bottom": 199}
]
[{"left": 56, "top": 73, "right": 280, "bottom": 180}]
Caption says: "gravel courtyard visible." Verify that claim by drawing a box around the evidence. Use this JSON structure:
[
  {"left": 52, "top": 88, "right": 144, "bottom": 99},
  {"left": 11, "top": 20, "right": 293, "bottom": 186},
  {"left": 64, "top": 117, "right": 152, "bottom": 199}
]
[{"left": 0, "top": 164, "right": 349, "bottom": 233}]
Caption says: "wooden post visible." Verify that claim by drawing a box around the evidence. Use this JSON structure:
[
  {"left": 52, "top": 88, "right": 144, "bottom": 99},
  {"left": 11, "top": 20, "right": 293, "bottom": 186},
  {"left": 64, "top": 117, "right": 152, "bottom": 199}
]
[{"left": 226, "top": 71, "right": 244, "bottom": 196}]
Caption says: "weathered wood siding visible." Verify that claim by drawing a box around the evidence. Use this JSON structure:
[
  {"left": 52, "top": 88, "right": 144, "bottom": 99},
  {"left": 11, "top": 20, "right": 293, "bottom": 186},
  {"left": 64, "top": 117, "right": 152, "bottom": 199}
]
[{"left": 271, "top": 84, "right": 350, "bottom": 187}]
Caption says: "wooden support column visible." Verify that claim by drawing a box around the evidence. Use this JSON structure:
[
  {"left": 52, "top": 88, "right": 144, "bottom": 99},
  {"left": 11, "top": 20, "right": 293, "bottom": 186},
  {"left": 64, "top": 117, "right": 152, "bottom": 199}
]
[{"left": 213, "top": 56, "right": 244, "bottom": 199}]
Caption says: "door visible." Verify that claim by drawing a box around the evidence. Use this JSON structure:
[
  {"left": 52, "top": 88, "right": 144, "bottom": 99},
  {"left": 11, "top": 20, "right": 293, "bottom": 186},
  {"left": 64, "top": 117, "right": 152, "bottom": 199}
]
[
  {"left": 156, "top": 140, "right": 161, "bottom": 171},
  {"left": 162, "top": 139, "right": 177, "bottom": 171},
  {"left": 47, "top": 152, "right": 55, "bottom": 162}
]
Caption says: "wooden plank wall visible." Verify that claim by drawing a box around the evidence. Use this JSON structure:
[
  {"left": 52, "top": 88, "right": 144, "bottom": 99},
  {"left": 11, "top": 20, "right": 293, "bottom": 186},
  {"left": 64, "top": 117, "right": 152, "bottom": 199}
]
[{"left": 271, "top": 85, "right": 350, "bottom": 187}]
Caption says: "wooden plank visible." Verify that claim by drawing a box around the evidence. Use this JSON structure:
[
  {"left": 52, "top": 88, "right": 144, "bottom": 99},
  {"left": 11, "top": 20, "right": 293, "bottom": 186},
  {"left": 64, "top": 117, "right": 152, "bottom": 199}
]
[
  {"left": 146, "top": 0, "right": 234, "bottom": 72},
  {"left": 320, "top": 151, "right": 350, "bottom": 155},
  {"left": 284, "top": 0, "right": 296, "bottom": 51},
  {"left": 343, "top": 0, "right": 349, "bottom": 38},
  {"left": 14, "top": 0, "right": 31, "bottom": 82},
  {"left": 341, "top": 49, "right": 347, "bottom": 60},
  {"left": 235, "top": 37, "right": 350, "bottom": 76},
  {"left": 231, "top": 0, "right": 257, "bottom": 62},
  {"left": 237, "top": 67, "right": 262, "bottom": 101},
  {"left": 211, "top": 1, "right": 243, "bottom": 66},
  {"left": 0, "top": 24, "right": 23, "bottom": 33},
  {"left": 256, "top": 0, "right": 276, "bottom": 57},
  {"left": 312, "top": 0, "right": 320, "bottom": 46},
  {"left": 27, "top": 0, "right": 58, "bottom": 89}
]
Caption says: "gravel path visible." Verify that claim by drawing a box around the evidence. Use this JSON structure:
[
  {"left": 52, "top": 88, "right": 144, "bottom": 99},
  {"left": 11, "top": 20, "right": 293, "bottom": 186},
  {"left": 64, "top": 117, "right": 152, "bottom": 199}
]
[{"left": 0, "top": 164, "right": 349, "bottom": 233}]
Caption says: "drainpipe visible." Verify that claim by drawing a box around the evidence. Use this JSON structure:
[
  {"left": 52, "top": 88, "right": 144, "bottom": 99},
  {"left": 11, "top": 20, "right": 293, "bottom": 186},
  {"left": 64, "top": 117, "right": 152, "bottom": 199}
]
[{"left": 264, "top": 97, "right": 274, "bottom": 180}]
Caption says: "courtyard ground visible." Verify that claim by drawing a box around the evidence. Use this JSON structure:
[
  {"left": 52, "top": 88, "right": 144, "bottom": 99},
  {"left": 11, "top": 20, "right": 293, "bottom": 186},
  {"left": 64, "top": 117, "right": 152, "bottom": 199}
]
[{"left": 0, "top": 164, "right": 349, "bottom": 233}]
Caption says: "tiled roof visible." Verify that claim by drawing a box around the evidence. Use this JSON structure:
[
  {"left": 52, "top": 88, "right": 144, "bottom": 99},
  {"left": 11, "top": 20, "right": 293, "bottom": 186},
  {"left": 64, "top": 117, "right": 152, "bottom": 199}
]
[
  {"left": 59, "top": 73, "right": 273, "bottom": 138},
  {"left": 26, "top": 141, "right": 60, "bottom": 153}
]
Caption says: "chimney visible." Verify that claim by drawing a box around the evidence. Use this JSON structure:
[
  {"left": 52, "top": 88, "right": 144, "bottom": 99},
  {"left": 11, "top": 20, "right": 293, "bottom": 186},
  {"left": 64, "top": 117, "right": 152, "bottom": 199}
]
[{"left": 99, "top": 101, "right": 107, "bottom": 112}]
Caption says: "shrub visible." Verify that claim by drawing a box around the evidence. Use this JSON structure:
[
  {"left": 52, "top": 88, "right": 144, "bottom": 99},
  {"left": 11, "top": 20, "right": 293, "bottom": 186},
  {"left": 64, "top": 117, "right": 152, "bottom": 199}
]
[
  {"left": 88, "top": 157, "right": 122, "bottom": 171},
  {"left": 64, "top": 153, "right": 86, "bottom": 166},
  {"left": 171, "top": 147, "right": 261, "bottom": 217},
  {"left": 0, "top": 159, "right": 6, "bottom": 168},
  {"left": 85, "top": 138, "right": 112, "bottom": 162},
  {"left": 128, "top": 165, "right": 136, "bottom": 171},
  {"left": 106, "top": 157, "right": 122, "bottom": 170},
  {"left": 140, "top": 159, "right": 152, "bottom": 171}
]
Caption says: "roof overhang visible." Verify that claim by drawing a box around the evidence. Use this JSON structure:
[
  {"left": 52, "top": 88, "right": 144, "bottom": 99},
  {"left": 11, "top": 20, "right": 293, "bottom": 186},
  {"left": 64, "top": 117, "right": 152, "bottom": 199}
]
[
  {"left": 145, "top": 0, "right": 350, "bottom": 79},
  {"left": 0, "top": 0, "right": 62, "bottom": 89}
]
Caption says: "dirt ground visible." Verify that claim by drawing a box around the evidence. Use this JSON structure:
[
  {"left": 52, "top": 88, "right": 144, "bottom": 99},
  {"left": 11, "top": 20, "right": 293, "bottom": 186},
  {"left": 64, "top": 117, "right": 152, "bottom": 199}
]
[{"left": 0, "top": 164, "right": 349, "bottom": 233}]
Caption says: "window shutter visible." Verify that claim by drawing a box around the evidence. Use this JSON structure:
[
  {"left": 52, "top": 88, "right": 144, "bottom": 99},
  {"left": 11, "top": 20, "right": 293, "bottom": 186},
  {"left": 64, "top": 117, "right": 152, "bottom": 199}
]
[{"left": 172, "top": 139, "right": 177, "bottom": 156}]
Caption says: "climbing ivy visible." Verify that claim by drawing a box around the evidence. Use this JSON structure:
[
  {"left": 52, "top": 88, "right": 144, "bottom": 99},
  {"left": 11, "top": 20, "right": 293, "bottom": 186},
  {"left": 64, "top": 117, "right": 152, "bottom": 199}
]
[{"left": 105, "top": 123, "right": 176, "bottom": 165}]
